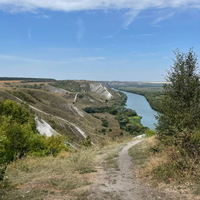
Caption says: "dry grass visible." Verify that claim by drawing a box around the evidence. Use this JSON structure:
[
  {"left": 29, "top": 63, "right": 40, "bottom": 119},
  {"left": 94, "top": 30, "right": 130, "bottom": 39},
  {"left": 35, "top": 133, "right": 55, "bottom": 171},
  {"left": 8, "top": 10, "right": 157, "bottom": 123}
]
[
  {"left": 0, "top": 148, "right": 96, "bottom": 200},
  {"left": 138, "top": 141, "right": 200, "bottom": 183},
  {"left": 0, "top": 137, "right": 132, "bottom": 200},
  {"left": 129, "top": 137, "right": 200, "bottom": 199},
  {"left": 139, "top": 148, "right": 171, "bottom": 179},
  {"left": 95, "top": 135, "right": 133, "bottom": 151},
  {"left": 0, "top": 80, "right": 21, "bottom": 83},
  {"left": 105, "top": 150, "right": 119, "bottom": 170}
]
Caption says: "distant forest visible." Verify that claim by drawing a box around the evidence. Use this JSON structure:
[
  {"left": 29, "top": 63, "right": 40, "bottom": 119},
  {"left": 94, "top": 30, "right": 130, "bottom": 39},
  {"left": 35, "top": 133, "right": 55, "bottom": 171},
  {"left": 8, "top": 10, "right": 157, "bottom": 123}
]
[{"left": 0, "top": 77, "right": 56, "bottom": 82}]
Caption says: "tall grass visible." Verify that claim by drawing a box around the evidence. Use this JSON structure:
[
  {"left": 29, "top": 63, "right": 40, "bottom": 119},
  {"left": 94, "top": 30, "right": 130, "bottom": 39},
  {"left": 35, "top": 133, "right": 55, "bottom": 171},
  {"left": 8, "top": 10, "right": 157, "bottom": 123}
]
[
  {"left": 131, "top": 136, "right": 200, "bottom": 185},
  {"left": 0, "top": 148, "right": 96, "bottom": 199}
]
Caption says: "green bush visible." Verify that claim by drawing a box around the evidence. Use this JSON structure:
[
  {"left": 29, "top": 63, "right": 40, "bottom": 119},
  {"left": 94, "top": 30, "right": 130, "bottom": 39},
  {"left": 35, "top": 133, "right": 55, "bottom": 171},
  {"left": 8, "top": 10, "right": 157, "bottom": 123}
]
[
  {"left": 81, "top": 136, "right": 92, "bottom": 147},
  {"left": 0, "top": 99, "right": 69, "bottom": 181},
  {"left": 145, "top": 129, "right": 156, "bottom": 137},
  {"left": 102, "top": 119, "right": 108, "bottom": 127},
  {"left": 101, "top": 129, "right": 106, "bottom": 133}
]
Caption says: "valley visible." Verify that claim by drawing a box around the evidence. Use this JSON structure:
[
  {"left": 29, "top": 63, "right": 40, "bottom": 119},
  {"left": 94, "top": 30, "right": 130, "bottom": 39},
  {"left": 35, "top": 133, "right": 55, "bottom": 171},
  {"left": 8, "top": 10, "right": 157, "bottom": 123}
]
[
  {"left": 1, "top": 77, "right": 199, "bottom": 200},
  {"left": 0, "top": 78, "right": 145, "bottom": 146},
  {"left": 0, "top": 3, "right": 199, "bottom": 199},
  {"left": 101, "top": 81, "right": 164, "bottom": 113}
]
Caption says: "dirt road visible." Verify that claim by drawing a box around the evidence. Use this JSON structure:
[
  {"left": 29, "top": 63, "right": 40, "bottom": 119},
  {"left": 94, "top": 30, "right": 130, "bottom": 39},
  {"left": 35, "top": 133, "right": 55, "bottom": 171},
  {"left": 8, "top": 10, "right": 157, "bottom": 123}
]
[{"left": 90, "top": 140, "right": 167, "bottom": 200}]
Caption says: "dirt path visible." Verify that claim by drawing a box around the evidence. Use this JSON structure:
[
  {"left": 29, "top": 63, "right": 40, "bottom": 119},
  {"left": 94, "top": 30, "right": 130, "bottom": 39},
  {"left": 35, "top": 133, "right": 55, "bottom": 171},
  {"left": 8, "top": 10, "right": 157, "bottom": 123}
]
[{"left": 90, "top": 140, "right": 168, "bottom": 200}]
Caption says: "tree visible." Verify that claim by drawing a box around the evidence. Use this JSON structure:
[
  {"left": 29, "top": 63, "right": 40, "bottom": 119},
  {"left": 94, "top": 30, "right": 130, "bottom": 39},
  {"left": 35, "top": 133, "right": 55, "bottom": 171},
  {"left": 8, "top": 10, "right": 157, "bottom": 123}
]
[{"left": 156, "top": 48, "right": 200, "bottom": 148}]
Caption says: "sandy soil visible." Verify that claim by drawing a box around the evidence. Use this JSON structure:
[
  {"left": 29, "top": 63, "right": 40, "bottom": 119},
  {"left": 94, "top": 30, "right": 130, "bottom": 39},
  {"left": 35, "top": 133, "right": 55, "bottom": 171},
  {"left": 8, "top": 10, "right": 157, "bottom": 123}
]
[{"left": 89, "top": 140, "right": 169, "bottom": 200}]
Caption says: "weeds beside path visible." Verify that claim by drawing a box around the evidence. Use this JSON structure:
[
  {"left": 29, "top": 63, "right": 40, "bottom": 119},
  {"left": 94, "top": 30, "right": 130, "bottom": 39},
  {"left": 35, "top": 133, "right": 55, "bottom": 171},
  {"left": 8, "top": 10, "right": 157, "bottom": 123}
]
[{"left": 2, "top": 138, "right": 191, "bottom": 200}]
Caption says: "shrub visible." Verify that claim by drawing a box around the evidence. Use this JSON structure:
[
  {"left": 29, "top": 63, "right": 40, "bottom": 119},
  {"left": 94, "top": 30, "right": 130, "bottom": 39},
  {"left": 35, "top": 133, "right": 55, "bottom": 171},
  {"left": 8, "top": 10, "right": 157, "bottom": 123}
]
[
  {"left": 81, "top": 136, "right": 92, "bottom": 147},
  {"left": 102, "top": 119, "right": 108, "bottom": 127},
  {"left": 0, "top": 100, "right": 69, "bottom": 169},
  {"left": 101, "top": 129, "right": 106, "bottom": 133},
  {"left": 145, "top": 129, "right": 156, "bottom": 137}
]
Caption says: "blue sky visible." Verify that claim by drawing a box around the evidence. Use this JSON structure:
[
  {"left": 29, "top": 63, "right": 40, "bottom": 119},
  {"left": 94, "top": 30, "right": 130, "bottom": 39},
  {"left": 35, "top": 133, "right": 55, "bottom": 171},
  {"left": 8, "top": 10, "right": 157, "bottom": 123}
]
[{"left": 0, "top": 1, "right": 200, "bottom": 81}]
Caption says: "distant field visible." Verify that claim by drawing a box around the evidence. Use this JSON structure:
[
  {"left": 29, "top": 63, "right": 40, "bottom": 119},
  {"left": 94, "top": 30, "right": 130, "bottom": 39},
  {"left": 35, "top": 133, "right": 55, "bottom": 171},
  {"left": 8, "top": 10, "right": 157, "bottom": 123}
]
[
  {"left": 119, "top": 86, "right": 162, "bottom": 93},
  {"left": 128, "top": 116, "right": 143, "bottom": 127},
  {"left": 0, "top": 77, "right": 56, "bottom": 82},
  {"left": 0, "top": 80, "right": 22, "bottom": 83}
]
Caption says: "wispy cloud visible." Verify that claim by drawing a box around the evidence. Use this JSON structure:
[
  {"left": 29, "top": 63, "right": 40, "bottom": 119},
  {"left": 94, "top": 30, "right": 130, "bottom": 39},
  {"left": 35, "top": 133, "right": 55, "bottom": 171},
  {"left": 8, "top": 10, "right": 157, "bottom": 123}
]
[
  {"left": 28, "top": 28, "right": 32, "bottom": 39},
  {"left": 94, "top": 48, "right": 104, "bottom": 52},
  {"left": 103, "top": 29, "right": 120, "bottom": 39},
  {"left": 103, "top": 10, "right": 139, "bottom": 39},
  {"left": 0, "top": 54, "right": 42, "bottom": 62},
  {"left": 123, "top": 10, "right": 140, "bottom": 29},
  {"left": 35, "top": 13, "right": 50, "bottom": 19},
  {"left": 131, "top": 34, "right": 155, "bottom": 37},
  {"left": 156, "top": 42, "right": 180, "bottom": 47},
  {"left": 76, "top": 17, "right": 85, "bottom": 41},
  {"left": 129, "top": 52, "right": 157, "bottom": 57},
  {"left": 0, "top": 54, "right": 105, "bottom": 63},
  {"left": 137, "top": 52, "right": 157, "bottom": 57},
  {"left": 139, "top": 34, "right": 153, "bottom": 36},
  {"left": 1, "top": 0, "right": 200, "bottom": 41},
  {"left": 129, "top": 51, "right": 140, "bottom": 55},
  {"left": 78, "top": 57, "right": 105, "bottom": 61},
  {"left": 152, "top": 12, "right": 175, "bottom": 27}
]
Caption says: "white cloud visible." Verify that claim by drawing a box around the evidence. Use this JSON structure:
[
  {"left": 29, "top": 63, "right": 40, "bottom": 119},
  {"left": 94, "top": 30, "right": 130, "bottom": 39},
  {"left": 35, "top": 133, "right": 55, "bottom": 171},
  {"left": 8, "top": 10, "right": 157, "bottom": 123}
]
[
  {"left": 76, "top": 17, "right": 85, "bottom": 41},
  {"left": 0, "top": 0, "right": 200, "bottom": 33},
  {"left": 0, "top": 0, "right": 199, "bottom": 13}
]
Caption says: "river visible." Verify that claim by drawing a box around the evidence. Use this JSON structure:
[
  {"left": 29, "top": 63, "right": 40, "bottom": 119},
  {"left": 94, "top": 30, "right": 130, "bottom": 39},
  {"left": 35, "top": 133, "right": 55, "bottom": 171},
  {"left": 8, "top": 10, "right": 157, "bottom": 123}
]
[{"left": 115, "top": 89, "right": 158, "bottom": 129}]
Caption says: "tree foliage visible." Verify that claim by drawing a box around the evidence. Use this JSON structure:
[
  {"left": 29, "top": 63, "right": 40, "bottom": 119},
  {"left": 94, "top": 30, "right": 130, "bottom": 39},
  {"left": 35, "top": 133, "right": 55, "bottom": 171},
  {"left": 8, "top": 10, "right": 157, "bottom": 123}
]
[
  {"left": 156, "top": 48, "right": 200, "bottom": 153},
  {"left": 0, "top": 99, "right": 69, "bottom": 180}
]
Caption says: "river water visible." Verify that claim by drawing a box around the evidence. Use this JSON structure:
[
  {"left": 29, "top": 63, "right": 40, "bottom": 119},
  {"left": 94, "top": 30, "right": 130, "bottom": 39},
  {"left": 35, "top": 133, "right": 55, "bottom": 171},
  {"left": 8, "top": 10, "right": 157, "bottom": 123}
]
[{"left": 115, "top": 89, "right": 158, "bottom": 129}]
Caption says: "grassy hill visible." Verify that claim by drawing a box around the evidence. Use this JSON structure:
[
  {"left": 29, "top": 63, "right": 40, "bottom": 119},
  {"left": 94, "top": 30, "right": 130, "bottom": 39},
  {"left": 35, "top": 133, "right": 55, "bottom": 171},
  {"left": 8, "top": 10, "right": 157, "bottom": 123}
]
[{"left": 0, "top": 80, "right": 140, "bottom": 145}]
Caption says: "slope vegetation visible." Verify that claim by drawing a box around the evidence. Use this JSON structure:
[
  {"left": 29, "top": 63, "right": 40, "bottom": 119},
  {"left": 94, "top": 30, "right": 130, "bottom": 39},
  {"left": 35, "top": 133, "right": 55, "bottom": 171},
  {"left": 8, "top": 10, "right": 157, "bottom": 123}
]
[{"left": 0, "top": 80, "right": 129, "bottom": 145}]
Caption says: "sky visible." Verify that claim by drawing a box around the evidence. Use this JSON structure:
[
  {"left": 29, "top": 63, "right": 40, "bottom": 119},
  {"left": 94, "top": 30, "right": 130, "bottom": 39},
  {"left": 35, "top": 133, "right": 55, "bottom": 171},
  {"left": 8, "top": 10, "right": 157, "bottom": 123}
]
[{"left": 0, "top": 0, "right": 200, "bottom": 81}]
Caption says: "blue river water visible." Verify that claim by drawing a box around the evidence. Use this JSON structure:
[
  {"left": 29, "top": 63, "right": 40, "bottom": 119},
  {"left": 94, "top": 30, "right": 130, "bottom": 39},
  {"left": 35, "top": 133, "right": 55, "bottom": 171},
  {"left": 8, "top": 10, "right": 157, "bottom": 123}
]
[{"left": 115, "top": 89, "right": 158, "bottom": 129}]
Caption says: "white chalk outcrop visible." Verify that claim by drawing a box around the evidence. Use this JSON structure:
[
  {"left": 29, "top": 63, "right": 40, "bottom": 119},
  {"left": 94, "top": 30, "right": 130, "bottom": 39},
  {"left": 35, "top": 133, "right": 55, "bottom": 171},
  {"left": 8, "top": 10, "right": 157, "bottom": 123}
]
[
  {"left": 73, "top": 93, "right": 78, "bottom": 102},
  {"left": 14, "top": 96, "right": 88, "bottom": 139},
  {"left": 35, "top": 117, "right": 59, "bottom": 137},
  {"left": 72, "top": 105, "right": 84, "bottom": 117},
  {"left": 90, "top": 83, "right": 113, "bottom": 100},
  {"left": 43, "top": 85, "right": 68, "bottom": 93}
]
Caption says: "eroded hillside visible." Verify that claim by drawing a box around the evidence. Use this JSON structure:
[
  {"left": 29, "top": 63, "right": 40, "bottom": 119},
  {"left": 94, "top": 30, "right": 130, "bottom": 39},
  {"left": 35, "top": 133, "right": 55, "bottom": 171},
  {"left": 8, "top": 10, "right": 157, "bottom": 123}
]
[{"left": 0, "top": 80, "right": 129, "bottom": 146}]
